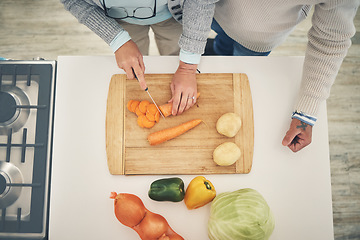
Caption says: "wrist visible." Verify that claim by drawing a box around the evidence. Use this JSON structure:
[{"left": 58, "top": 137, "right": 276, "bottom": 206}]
[
  {"left": 291, "top": 111, "right": 317, "bottom": 126},
  {"left": 178, "top": 61, "right": 198, "bottom": 74},
  {"left": 179, "top": 49, "right": 201, "bottom": 64},
  {"left": 110, "top": 31, "right": 131, "bottom": 53}
]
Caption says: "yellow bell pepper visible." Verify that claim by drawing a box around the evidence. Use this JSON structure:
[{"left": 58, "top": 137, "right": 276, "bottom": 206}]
[{"left": 184, "top": 176, "right": 216, "bottom": 210}]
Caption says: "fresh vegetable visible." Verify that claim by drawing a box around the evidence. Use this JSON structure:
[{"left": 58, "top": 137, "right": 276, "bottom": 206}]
[
  {"left": 159, "top": 92, "right": 201, "bottom": 117},
  {"left": 159, "top": 102, "right": 173, "bottom": 118},
  {"left": 110, "top": 192, "right": 184, "bottom": 240},
  {"left": 127, "top": 100, "right": 134, "bottom": 112},
  {"left": 138, "top": 100, "right": 150, "bottom": 114},
  {"left": 110, "top": 192, "right": 146, "bottom": 228},
  {"left": 129, "top": 100, "right": 140, "bottom": 113},
  {"left": 135, "top": 106, "right": 144, "bottom": 117},
  {"left": 208, "top": 188, "right": 275, "bottom": 240},
  {"left": 148, "top": 177, "right": 185, "bottom": 202},
  {"left": 213, "top": 142, "right": 241, "bottom": 166},
  {"left": 147, "top": 119, "right": 202, "bottom": 145},
  {"left": 184, "top": 176, "right": 216, "bottom": 210},
  {"left": 127, "top": 93, "right": 200, "bottom": 129},
  {"left": 127, "top": 100, "right": 160, "bottom": 129},
  {"left": 146, "top": 103, "right": 158, "bottom": 115},
  {"left": 216, "top": 112, "right": 242, "bottom": 137}
]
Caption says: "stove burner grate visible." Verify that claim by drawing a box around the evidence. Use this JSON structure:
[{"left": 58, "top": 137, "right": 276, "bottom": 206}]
[
  {"left": 0, "top": 92, "right": 17, "bottom": 123},
  {"left": 0, "top": 85, "right": 32, "bottom": 135},
  {"left": 0, "top": 61, "right": 56, "bottom": 238},
  {"left": 0, "top": 162, "right": 23, "bottom": 209}
]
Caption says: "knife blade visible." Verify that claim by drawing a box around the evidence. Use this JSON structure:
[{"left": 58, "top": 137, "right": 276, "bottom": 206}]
[{"left": 132, "top": 69, "right": 165, "bottom": 120}]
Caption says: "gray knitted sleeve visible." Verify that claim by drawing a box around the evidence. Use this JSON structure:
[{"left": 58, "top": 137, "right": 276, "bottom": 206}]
[
  {"left": 60, "top": 0, "right": 124, "bottom": 45},
  {"left": 179, "top": 0, "right": 219, "bottom": 54}
]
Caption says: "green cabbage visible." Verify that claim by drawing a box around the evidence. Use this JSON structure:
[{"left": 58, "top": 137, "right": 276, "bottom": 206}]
[{"left": 208, "top": 188, "right": 275, "bottom": 240}]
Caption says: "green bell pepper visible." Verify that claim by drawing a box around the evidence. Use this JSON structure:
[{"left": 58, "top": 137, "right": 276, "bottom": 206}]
[{"left": 148, "top": 177, "right": 185, "bottom": 202}]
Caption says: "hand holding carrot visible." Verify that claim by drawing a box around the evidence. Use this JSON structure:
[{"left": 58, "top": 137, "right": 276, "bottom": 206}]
[{"left": 170, "top": 61, "right": 198, "bottom": 116}]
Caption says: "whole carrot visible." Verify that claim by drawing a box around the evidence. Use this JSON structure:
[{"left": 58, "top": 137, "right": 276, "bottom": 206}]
[{"left": 147, "top": 119, "right": 202, "bottom": 145}]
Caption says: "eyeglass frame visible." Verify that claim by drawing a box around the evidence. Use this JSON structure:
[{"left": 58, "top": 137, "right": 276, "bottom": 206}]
[{"left": 101, "top": 0, "right": 157, "bottom": 20}]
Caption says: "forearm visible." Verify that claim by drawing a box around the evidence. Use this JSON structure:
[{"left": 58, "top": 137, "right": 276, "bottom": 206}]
[
  {"left": 179, "top": 0, "right": 219, "bottom": 55},
  {"left": 294, "top": 0, "right": 358, "bottom": 118},
  {"left": 60, "top": 0, "right": 125, "bottom": 46}
]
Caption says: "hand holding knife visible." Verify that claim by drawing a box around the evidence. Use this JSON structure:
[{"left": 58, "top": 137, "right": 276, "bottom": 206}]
[{"left": 132, "top": 69, "right": 165, "bottom": 120}]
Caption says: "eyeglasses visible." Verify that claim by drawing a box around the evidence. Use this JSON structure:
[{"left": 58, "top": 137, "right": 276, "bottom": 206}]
[{"left": 101, "top": 0, "right": 157, "bottom": 20}]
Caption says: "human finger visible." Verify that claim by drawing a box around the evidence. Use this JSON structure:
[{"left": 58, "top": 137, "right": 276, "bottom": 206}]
[
  {"left": 132, "top": 64, "right": 147, "bottom": 90},
  {"left": 168, "top": 82, "right": 175, "bottom": 103},
  {"left": 177, "top": 94, "right": 190, "bottom": 115},
  {"left": 171, "top": 90, "right": 181, "bottom": 116},
  {"left": 184, "top": 94, "right": 196, "bottom": 111},
  {"left": 282, "top": 128, "right": 299, "bottom": 147},
  {"left": 124, "top": 65, "right": 135, "bottom": 80},
  {"left": 138, "top": 55, "right": 145, "bottom": 73},
  {"left": 289, "top": 136, "right": 307, "bottom": 152}
]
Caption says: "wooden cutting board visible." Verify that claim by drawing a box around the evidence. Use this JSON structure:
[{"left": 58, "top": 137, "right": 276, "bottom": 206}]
[{"left": 106, "top": 73, "right": 254, "bottom": 175}]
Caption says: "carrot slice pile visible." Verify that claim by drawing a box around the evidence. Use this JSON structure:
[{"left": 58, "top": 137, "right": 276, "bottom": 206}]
[
  {"left": 128, "top": 100, "right": 160, "bottom": 129},
  {"left": 147, "top": 119, "right": 202, "bottom": 145},
  {"left": 138, "top": 100, "right": 150, "bottom": 114}
]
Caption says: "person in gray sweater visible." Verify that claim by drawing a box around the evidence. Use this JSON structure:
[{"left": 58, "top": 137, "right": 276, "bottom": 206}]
[
  {"left": 179, "top": 0, "right": 358, "bottom": 152},
  {"left": 60, "top": 0, "right": 217, "bottom": 115}
]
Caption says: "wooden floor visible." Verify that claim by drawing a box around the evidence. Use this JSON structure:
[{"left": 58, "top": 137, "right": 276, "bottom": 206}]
[{"left": 1, "top": 1, "right": 359, "bottom": 239}]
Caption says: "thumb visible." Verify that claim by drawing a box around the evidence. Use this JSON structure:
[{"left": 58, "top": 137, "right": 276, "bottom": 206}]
[
  {"left": 168, "top": 82, "right": 175, "bottom": 103},
  {"left": 282, "top": 129, "right": 299, "bottom": 146}
]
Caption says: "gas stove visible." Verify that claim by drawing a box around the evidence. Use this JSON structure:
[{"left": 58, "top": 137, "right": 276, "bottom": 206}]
[{"left": 0, "top": 60, "right": 56, "bottom": 239}]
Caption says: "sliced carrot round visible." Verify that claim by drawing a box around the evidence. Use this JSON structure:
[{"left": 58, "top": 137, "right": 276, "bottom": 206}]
[
  {"left": 146, "top": 112, "right": 156, "bottom": 122},
  {"left": 147, "top": 103, "right": 159, "bottom": 115},
  {"left": 138, "top": 100, "right": 150, "bottom": 114},
  {"left": 127, "top": 100, "right": 134, "bottom": 112},
  {"left": 137, "top": 115, "right": 146, "bottom": 128},
  {"left": 135, "top": 106, "right": 144, "bottom": 117},
  {"left": 154, "top": 111, "right": 160, "bottom": 123},
  {"left": 130, "top": 100, "right": 140, "bottom": 113},
  {"left": 142, "top": 117, "right": 156, "bottom": 129}
]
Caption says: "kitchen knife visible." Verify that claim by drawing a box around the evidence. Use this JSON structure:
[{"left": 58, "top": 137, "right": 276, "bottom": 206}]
[{"left": 132, "top": 69, "right": 165, "bottom": 119}]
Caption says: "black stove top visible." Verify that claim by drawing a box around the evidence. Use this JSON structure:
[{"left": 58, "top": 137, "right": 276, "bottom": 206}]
[{"left": 0, "top": 60, "right": 56, "bottom": 240}]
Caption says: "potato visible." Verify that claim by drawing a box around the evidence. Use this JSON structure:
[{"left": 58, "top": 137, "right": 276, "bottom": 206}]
[
  {"left": 216, "top": 112, "right": 242, "bottom": 137},
  {"left": 213, "top": 142, "right": 241, "bottom": 166}
]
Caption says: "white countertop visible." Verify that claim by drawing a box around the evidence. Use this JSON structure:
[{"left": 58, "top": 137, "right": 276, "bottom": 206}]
[{"left": 49, "top": 56, "right": 334, "bottom": 240}]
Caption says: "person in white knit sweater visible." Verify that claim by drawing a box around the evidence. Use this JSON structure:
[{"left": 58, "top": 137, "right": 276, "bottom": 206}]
[{"left": 197, "top": 0, "right": 358, "bottom": 152}]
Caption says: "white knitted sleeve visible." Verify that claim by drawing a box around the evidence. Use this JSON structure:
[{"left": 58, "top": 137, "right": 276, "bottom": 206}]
[{"left": 294, "top": 0, "right": 359, "bottom": 118}]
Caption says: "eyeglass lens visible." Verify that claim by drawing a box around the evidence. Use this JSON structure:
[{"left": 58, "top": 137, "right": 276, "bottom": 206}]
[
  {"left": 133, "top": 8, "right": 154, "bottom": 18},
  {"left": 103, "top": 0, "right": 156, "bottom": 19},
  {"left": 107, "top": 7, "right": 154, "bottom": 19},
  {"left": 107, "top": 8, "right": 128, "bottom": 18}
]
